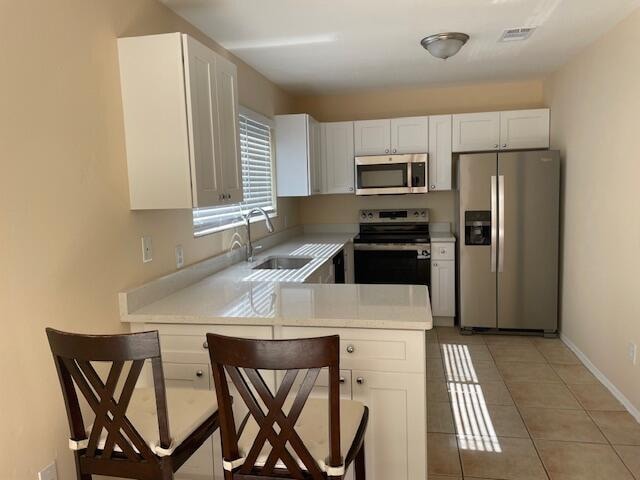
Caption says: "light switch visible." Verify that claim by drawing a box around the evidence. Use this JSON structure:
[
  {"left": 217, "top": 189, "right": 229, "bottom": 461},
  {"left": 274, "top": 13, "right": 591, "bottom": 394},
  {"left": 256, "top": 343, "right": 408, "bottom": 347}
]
[{"left": 141, "top": 236, "right": 153, "bottom": 263}]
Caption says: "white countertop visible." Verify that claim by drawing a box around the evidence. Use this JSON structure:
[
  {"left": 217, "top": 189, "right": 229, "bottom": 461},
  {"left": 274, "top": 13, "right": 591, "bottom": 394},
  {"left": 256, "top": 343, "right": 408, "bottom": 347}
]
[
  {"left": 121, "top": 232, "right": 432, "bottom": 331},
  {"left": 430, "top": 231, "right": 457, "bottom": 243},
  {"left": 124, "top": 279, "right": 431, "bottom": 330}
]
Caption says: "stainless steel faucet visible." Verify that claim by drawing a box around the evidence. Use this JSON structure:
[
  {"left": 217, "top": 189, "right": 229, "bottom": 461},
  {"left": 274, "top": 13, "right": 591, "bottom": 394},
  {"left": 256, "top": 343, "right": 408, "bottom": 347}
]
[{"left": 242, "top": 207, "right": 275, "bottom": 262}]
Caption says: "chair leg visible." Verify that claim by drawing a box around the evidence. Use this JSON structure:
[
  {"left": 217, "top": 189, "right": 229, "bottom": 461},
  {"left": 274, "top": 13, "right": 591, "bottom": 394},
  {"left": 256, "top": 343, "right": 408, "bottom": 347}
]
[
  {"left": 74, "top": 452, "right": 91, "bottom": 480},
  {"left": 355, "top": 442, "right": 366, "bottom": 480}
]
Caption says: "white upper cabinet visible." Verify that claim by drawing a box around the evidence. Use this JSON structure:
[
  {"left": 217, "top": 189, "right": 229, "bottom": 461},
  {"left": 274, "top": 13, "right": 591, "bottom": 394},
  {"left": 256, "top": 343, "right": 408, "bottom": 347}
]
[
  {"left": 321, "top": 122, "right": 355, "bottom": 194},
  {"left": 499, "top": 109, "right": 550, "bottom": 150},
  {"left": 118, "top": 33, "right": 242, "bottom": 210},
  {"left": 453, "top": 109, "right": 550, "bottom": 152},
  {"left": 213, "top": 55, "right": 243, "bottom": 204},
  {"left": 275, "top": 114, "right": 320, "bottom": 197},
  {"left": 354, "top": 119, "right": 391, "bottom": 156},
  {"left": 390, "top": 116, "right": 429, "bottom": 154},
  {"left": 428, "top": 115, "right": 453, "bottom": 191},
  {"left": 452, "top": 112, "right": 501, "bottom": 152}
]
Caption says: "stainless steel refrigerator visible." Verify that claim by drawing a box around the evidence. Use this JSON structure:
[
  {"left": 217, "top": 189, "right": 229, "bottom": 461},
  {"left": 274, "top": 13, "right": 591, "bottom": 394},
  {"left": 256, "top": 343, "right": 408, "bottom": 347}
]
[{"left": 458, "top": 151, "right": 560, "bottom": 333}]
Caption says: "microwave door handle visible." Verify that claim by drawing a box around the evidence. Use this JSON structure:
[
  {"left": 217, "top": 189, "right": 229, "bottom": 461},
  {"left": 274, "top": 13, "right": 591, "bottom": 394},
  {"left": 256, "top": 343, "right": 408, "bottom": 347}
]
[
  {"left": 407, "top": 161, "right": 413, "bottom": 189},
  {"left": 491, "top": 175, "right": 497, "bottom": 273}
]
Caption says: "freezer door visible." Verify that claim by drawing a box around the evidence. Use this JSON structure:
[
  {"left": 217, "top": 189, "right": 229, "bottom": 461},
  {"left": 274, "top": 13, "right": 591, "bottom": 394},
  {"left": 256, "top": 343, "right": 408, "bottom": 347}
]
[
  {"left": 497, "top": 151, "right": 560, "bottom": 331},
  {"left": 459, "top": 153, "right": 498, "bottom": 329}
]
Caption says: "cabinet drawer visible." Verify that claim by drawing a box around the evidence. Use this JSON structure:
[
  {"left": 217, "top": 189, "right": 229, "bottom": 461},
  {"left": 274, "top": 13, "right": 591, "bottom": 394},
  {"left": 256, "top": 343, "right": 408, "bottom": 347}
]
[
  {"left": 278, "top": 327, "right": 425, "bottom": 373},
  {"left": 276, "top": 368, "right": 352, "bottom": 399},
  {"left": 431, "top": 243, "right": 455, "bottom": 260},
  {"left": 163, "top": 362, "right": 211, "bottom": 390},
  {"left": 155, "top": 324, "right": 273, "bottom": 364}
]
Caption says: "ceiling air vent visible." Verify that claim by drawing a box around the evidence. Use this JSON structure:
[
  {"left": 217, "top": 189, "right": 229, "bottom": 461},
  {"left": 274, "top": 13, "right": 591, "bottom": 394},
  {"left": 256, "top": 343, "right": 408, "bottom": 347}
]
[{"left": 499, "top": 27, "right": 536, "bottom": 42}]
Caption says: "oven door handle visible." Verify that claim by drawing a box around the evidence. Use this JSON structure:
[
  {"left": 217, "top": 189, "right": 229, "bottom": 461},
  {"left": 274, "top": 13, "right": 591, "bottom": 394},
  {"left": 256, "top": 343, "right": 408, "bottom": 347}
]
[{"left": 354, "top": 243, "right": 431, "bottom": 253}]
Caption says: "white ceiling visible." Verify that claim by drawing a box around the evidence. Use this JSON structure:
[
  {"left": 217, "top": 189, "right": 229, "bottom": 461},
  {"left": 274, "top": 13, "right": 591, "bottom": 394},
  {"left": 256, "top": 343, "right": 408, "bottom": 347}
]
[{"left": 161, "top": 0, "right": 640, "bottom": 94}]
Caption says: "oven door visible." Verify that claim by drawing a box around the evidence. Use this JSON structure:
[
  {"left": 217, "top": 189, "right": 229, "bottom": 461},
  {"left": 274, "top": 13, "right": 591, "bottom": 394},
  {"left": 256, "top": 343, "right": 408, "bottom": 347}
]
[{"left": 354, "top": 244, "right": 431, "bottom": 286}]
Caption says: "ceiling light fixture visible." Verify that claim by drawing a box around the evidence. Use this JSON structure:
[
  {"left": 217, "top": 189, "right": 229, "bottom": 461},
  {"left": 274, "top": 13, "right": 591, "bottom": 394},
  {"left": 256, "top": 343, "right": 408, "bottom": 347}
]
[{"left": 420, "top": 32, "right": 470, "bottom": 60}]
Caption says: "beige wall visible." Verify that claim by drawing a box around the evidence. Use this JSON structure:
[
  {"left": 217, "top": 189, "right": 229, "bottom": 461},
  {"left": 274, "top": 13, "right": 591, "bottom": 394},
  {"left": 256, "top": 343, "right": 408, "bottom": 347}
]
[
  {"left": 295, "top": 80, "right": 545, "bottom": 227},
  {"left": 544, "top": 9, "right": 640, "bottom": 412},
  {"left": 0, "top": 1, "right": 296, "bottom": 478}
]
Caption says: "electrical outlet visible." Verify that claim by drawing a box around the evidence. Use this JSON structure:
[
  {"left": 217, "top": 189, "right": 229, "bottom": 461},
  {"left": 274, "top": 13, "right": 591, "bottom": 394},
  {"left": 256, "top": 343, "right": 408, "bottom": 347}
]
[
  {"left": 628, "top": 342, "right": 637, "bottom": 365},
  {"left": 38, "top": 462, "right": 57, "bottom": 480},
  {"left": 141, "top": 236, "right": 153, "bottom": 263},
  {"left": 175, "top": 245, "right": 184, "bottom": 269}
]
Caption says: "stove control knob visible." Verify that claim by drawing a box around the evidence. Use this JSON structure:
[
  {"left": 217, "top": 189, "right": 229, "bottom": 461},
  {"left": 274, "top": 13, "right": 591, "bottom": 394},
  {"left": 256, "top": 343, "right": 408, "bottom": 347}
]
[
  {"left": 421, "top": 211, "right": 426, "bottom": 217},
  {"left": 414, "top": 211, "right": 419, "bottom": 217},
  {"left": 360, "top": 212, "right": 366, "bottom": 219},
  {"left": 367, "top": 213, "right": 373, "bottom": 219}
]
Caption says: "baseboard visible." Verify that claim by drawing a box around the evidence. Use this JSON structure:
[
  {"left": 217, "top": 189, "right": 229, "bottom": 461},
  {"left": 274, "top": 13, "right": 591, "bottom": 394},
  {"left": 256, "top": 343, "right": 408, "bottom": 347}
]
[
  {"left": 433, "top": 316, "right": 455, "bottom": 327},
  {"left": 560, "top": 333, "right": 640, "bottom": 422}
]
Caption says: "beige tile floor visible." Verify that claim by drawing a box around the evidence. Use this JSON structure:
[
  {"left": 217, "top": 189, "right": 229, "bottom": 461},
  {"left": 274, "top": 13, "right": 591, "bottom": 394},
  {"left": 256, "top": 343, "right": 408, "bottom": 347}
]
[{"left": 426, "top": 326, "right": 640, "bottom": 479}]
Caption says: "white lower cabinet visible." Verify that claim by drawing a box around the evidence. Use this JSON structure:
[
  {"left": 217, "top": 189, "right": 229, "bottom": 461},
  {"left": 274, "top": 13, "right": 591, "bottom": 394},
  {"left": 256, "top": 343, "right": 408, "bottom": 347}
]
[
  {"left": 134, "top": 324, "right": 427, "bottom": 480},
  {"left": 164, "top": 363, "right": 216, "bottom": 480},
  {"left": 431, "top": 260, "right": 456, "bottom": 317},
  {"left": 352, "top": 370, "right": 426, "bottom": 480}
]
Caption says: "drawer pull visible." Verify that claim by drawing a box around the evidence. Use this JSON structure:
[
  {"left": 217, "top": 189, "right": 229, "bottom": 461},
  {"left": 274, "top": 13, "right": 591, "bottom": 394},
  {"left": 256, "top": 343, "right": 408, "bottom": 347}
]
[
  {"left": 356, "top": 377, "right": 364, "bottom": 385},
  {"left": 346, "top": 344, "right": 355, "bottom": 354},
  {"left": 339, "top": 377, "right": 346, "bottom": 384},
  {"left": 196, "top": 370, "right": 204, "bottom": 377},
  {"left": 203, "top": 341, "right": 208, "bottom": 350}
]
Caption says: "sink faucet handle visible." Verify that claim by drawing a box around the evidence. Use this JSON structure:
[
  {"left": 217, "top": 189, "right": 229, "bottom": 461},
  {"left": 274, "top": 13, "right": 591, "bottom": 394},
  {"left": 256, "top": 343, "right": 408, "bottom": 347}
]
[{"left": 253, "top": 245, "right": 263, "bottom": 252}]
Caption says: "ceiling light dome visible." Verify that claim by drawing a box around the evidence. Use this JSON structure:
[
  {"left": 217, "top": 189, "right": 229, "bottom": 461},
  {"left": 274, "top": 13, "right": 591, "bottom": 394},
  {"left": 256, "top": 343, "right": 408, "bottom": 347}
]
[{"left": 420, "top": 32, "right": 470, "bottom": 60}]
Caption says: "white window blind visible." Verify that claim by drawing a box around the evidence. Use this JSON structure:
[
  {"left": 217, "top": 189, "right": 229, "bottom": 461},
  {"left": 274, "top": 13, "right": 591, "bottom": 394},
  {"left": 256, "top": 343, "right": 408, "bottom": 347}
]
[{"left": 193, "top": 110, "right": 276, "bottom": 237}]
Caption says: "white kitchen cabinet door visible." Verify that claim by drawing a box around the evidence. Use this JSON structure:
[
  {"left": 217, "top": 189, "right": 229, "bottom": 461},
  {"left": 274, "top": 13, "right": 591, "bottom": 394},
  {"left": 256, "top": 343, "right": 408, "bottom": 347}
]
[
  {"left": 431, "top": 259, "right": 456, "bottom": 317},
  {"left": 275, "top": 114, "right": 319, "bottom": 197},
  {"left": 500, "top": 109, "right": 550, "bottom": 150},
  {"left": 322, "top": 122, "right": 355, "bottom": 194},
  {"left": 118, "top": 33, "right": 242, "bottom": 209},
  {"left": 428, "top": 114, "right": 453, "bottom": 191},
  {"left": 163, "top": 363, "right": 216, "bottom": 480},
  {"left": 390, "top": 116, "right": 429, "bottom": 154},
  {"left": 214, "top": 55, "right": 243, "bottom": 204},
  {"left": 352, "top": 370, "right": 426, "bottom": 480},
  {"left": 354, "top": 119, "right": 391, "bottom": 156},
  {"left": 309, "top": 117, "right": 323, "bottom": 195},
  {"left": 452, "top": 112, "right": 501, "bottom": 152}
]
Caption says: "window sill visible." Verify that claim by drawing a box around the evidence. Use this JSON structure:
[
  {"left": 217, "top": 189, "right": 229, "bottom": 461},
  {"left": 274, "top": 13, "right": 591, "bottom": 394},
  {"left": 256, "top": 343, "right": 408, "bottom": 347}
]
[{"left": 194, "top": 210, "right": 278, "bottom": 238}]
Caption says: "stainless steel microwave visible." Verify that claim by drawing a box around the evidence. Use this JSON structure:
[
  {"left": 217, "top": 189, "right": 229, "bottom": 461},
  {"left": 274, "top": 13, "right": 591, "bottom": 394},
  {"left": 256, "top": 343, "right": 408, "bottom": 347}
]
[{"left": 355, "top": 153, "right": 428, "bottom": 195}]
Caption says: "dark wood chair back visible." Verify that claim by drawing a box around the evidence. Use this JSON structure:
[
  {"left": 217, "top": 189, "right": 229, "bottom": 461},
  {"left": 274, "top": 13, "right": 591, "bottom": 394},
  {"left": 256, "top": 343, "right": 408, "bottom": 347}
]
[
  {"left": 206, "top": 333, "right": 342, "bottom": 479},
  {"left": 46, "top": 328, "right": 171, "bottom": 474}
]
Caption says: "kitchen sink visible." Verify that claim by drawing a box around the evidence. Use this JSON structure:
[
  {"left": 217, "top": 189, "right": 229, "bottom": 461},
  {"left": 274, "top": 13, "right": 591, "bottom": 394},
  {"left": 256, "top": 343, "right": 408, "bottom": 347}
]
[{"left": 252, "top": 256, "right": 312, "bottom": 270}]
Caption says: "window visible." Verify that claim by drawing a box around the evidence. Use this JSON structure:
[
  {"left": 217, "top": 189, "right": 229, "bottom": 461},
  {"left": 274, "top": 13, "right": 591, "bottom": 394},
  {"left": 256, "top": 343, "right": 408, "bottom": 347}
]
[{"left": 193, "top": 108, "right": 276, "bottom": 236}]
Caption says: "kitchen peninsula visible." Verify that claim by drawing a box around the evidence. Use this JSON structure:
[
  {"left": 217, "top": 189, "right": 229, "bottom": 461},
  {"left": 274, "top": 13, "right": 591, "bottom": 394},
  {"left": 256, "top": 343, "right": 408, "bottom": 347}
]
[{"left": 120, "top": 231, "right": 431, "bottom": 480}]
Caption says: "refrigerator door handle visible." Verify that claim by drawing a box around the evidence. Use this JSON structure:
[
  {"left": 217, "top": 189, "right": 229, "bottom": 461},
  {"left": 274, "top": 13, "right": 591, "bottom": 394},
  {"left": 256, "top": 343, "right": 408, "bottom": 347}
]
[
  {"left": 498, "top": 175, "right": 505, "bottom": 272},
  {"left": 491, "top": 175, "right": 498, "bottom": 273}
]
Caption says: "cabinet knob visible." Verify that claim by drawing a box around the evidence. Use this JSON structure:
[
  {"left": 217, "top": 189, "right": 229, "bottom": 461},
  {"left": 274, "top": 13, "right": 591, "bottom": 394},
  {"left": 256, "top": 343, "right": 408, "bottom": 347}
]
[
  {"left": 502, "top": 144, "right": 508, "bottom": 148},
  {"left": 385, "top": 149, "right": 389, "bottom": 154},
  {"left": 433, "top": 262, "right": 438, "bottom": 267},
  {"left": 346, "top": 344, "right": 355, "bottom": 354},
  {"left": 196, "top": 370, "right": 204, "bottom": 377},
  {"left": 430, "top": 184, "right": 436, "bottom": 189},
  {"left": 203, "top": 341, "right": 208, "bottom": 350},
  {"left": 339, "top": 377, "right": 346, "bottom": 384},
  {"left": 494, "top": 144, "right": 499, "bottom": 149},
  {"left": 356, "top": 377, "right": 364, "bottom": 385},
  {"left": 349, "top": 187, "right": 354, "bottom": 192},
  {"left": 393, "top": 148, "right": 397, "bottom": 153},
  {"left": 441, "top": 249, "right": 446, "bottom": 254}
]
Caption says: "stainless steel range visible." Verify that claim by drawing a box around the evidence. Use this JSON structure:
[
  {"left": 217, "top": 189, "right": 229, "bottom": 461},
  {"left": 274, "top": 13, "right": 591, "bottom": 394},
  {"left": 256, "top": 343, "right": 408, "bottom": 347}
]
[{"left": 354, "top": 209, "right": 431, "bottom": 285}]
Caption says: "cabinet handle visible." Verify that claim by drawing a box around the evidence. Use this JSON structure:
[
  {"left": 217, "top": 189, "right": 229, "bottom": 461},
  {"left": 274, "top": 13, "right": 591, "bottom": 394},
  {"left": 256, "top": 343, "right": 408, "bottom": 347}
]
[
  {"left": 356, "top": 377, "right": 364, "bottom": 385},
  {"left": 196, "top": 370, "right": 204, "bottom": 377},
  {"left": 385, "top": 149, "right": 389, "bottom": 154},
  {"left": 339, "top": 377, "right": 346, "bottom": 384},
  {"left": 393, "top": 148, "right": 397, "bottom": 153},
  {"left": 346, "top": 344, "right": 355, "bottom": 354},
  {"left": 494, "top": 144, "right": 499, "bottom": 149},
  {"left": 203, "top": 341, "right": 208, "bottom": 350},
  {"left": 430, "top": 184, "right": 436, "bottom": 189},
  {"left": 502, "top": 144, "right": 508, "bottom": 148},
  {"left": 440, "top": 249, "right": 446, "bottom": 254},
  {"left": 348, "top": 187, "right": 354, "bottom": 192}
]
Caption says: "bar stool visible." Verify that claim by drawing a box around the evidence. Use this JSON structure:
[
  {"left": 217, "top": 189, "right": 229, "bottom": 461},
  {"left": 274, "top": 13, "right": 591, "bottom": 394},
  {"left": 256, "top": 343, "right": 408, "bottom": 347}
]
[
  {"left": 206, "top": 333, "right": 368, "bottom": 480},
  {"left": 46, "top": 328, "right": 219, "bottom": 480}
]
